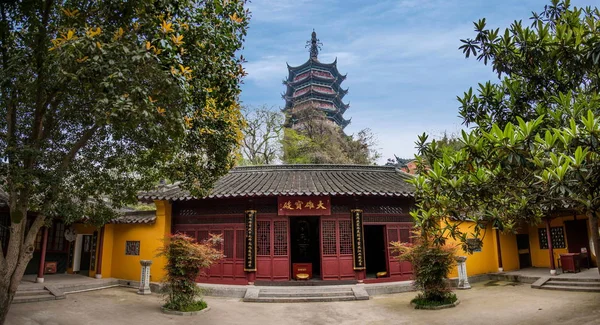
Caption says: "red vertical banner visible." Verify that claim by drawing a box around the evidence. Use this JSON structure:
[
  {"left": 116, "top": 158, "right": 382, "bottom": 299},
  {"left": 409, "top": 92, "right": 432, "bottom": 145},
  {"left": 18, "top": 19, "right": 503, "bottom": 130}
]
[{"left": 277, "top": 196, "right": 331, "bottom": 216}]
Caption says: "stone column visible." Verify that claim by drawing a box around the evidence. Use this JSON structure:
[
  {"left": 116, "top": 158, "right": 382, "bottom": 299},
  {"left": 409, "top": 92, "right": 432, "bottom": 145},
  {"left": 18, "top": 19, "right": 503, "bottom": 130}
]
[
  {"left": 455, "top": 256, "right": 471, "bottom": 289},
  {"left": 138, "top": 260, "right": 153, "bottom": 295}
]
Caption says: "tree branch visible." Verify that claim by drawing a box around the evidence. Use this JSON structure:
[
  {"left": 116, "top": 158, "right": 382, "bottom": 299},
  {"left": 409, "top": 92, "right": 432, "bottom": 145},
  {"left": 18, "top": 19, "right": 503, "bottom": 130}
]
[{"left": 60, "top": 125, "right": 100, "bottom": 172}]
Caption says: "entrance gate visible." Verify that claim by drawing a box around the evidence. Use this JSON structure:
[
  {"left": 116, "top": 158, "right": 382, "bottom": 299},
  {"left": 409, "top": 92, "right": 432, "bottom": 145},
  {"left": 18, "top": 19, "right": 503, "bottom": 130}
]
[
  {"left": 386, "top": 224, "right": 413, "bottom": 281},
  {"left": 256, "top": 217, "right": 290, "bottom": 281},
  {"left": 321, "top": 217, "right": 354, "bottom": 280}
]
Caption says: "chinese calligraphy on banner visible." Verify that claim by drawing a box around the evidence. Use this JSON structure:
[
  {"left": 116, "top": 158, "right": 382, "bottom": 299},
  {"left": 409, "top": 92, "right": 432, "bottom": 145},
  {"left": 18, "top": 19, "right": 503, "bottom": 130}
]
[
  {"left": 277, "top": 196, "right": 331, "bottom": 216},
  {"left": 244, "top": 210, "right": 257, "bottom": 271},
  {"left": 351, "top": 209, "right": 366, "bottom": 270}
]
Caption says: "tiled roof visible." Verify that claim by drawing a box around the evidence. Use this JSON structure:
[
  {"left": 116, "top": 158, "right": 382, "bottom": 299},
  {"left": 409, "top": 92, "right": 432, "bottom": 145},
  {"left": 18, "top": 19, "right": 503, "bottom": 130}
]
[
  {"left": 139, "top": 164, "right": 414, "bottom": 202},
  {"left": 110, "top": 210, "right": 156, "bottom": 224}
]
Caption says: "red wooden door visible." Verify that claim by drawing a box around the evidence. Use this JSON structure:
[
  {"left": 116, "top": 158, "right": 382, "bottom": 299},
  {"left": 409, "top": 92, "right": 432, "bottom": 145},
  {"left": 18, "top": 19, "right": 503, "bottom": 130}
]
[
  {"left": 174, "top": 225, "right": 246, "bottom": 284},
  {"left": 256, "top": 218, "right": 289, "bottom": 281},
  {"left": 386, "top": 224, "right": 413, "bottom": 281},
  {"left": 321, "top": 217, "right": 354, "bottom": 280}
]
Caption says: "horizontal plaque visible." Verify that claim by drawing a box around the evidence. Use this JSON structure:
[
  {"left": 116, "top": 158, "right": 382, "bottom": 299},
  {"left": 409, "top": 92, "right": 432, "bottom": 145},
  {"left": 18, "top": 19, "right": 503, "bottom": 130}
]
[{"left": 277, "top": 196, "right": 331, "bottom": 216}]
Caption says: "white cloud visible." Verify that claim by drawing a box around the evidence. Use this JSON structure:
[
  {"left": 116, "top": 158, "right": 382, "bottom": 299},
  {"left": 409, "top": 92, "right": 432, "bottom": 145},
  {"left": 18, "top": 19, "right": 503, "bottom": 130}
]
[{"left": 244, "top": 55, "right": 288, "bottom": 84}]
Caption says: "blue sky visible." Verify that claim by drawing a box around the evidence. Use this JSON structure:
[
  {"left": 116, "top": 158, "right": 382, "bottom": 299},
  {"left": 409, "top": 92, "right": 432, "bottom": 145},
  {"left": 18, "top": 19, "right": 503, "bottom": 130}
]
[{"left": 239, "top": 0, "right": 593, "bottom": 164}]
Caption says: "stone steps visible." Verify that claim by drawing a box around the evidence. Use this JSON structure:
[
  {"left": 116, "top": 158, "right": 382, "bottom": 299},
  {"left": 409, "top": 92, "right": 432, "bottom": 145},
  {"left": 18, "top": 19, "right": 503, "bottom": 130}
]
[
  {"left": 545, "top": 280, "right": 600, "bottom": 287},
  {"left": 533, "top": 276, "right": 600, "bottom": 293},
  {"left": 540, "top": 284, "right": 600, "bottom": 293},
  {"left": 15, "top": 289, "right": 49, "bottom": 297},
  {"left": 249, "top": 295, "right": 358, "bottom": 303},
  {"left": 259, "top": 290, "right": 354, "bottom": 298},
  {"left": 243, "top": 286, "right": 369, "bottom": 303},
  {"left": 12, "top": 289, "right": 55, "bottom": 304}
]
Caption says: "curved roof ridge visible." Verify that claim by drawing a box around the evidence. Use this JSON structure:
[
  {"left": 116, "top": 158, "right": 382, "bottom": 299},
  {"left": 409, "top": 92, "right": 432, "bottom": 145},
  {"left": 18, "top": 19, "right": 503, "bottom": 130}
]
[{"left": 231, "top": 164, "right": 397, "bottom": 173}]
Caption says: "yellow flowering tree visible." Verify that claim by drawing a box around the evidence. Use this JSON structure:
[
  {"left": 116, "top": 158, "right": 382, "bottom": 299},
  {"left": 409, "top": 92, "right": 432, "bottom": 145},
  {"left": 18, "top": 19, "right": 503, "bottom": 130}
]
[{"left": 0, "top": 1, "right": 249, "bottom": 321}]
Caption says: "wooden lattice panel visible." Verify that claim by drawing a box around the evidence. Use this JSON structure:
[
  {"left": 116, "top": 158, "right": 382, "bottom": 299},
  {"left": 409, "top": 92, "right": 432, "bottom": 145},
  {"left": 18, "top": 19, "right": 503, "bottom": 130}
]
[
  {"left": 197, "top": 230, "right": 209, "bottom": 243},
  {"left": 223, "top": 230, "right": 234, "bottom": 259},
  {"left": 274, "top": 221, "right": 288, "bottom": 256},
  {"left": 322, "top": 220, "right": 336, "bottom": 256},
  {"left": 257, "top": 221, "right": 271, "bottom": 256},
  {"left": 236, "top": 230, "right": 245, "bottom": 260},
  {"left": 399, "top": 229, "right": 411, "bottom": 243},
  {"left": 339, "top": 220, "right": 352, "bottom": 255}
]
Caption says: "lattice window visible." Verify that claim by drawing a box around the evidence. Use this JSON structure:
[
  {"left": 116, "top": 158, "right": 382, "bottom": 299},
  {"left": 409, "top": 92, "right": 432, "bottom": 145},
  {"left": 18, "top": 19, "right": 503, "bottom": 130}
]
[
  {"left": 539, "top": 227, "right": 566, "bottom": 249},
  {"left": 125, "top": 241, "right": 140, "bottom": 255},
  {"left": 257, "top": 221, "right": 271, "bottom": 256},
  {"left": 339, "top": 220, "right": 352, "bottom": 255},
  {"left": 387, "top": 229, "right": 399, "bottom": 243},
  {"left": 183, "top": 231, "right": 195, "bottom": 239},
  {"left": 223, "top": 230, "right": 234, "bottom": 259},
  {"left": 274, "top": 221, "right": 288, "bottom": 256},
  {"left": 322, "top": 220, "right": 336, "bottom": 256},
  {"left": 399, "top": 229, "right": 410, "bottom": 243},
  {"left": 197, "top": 230, "right": 209, "bottom": 243},
  {"left": 388, "top": 228, "right": 399, "bottom": 256},
  {"left": 236, "top": 230, "right": 245, "bottom": 260},
  {"left": 0, "top": 214, "right": 9, "bottom": 252},
  {"left": 35, "top": 231, "right": 42, "bottom": 251},
  {"left": 210, "top": 230, "right": 223, "bottom": 249}
]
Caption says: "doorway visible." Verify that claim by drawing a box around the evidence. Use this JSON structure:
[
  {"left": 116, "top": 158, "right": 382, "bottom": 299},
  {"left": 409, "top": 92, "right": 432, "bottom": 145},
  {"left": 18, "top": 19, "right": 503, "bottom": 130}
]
[
  {"left": 565, "top": 219, "right": 591, "bottom": 268},
  {"left": 516, "top": 234, "right": 531, "bottom": 269},
  {"left": 364, "top": 225, "right": 387, "bottom": 278},
  {"left": 290, "top": 217, "right": 320, "bottom": 278},
  {"left": 79, "top": 235, "right": 92, "bottom": 276}
]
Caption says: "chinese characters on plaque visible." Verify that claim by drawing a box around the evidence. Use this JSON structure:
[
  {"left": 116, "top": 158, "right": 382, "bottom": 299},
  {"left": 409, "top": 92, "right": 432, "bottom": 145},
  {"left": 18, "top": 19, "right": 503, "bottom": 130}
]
[
  {"left": 277, "top": 196, "right": 331, "bottom": 216},
  {"left": 244, "top": 210, "right": 257, "bottom": 271},
  {"left": 351, "top": 209, "right": 366, "bottom": 270}
]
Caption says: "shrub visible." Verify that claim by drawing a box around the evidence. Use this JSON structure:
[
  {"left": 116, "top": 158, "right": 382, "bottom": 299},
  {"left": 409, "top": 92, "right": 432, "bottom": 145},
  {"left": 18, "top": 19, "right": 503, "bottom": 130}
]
[
  {"left": 392, "top": 238, "right": 457, "bottom": 303},
  {"left": 158, "top": 233, "right": 223, "bottom": 312}
]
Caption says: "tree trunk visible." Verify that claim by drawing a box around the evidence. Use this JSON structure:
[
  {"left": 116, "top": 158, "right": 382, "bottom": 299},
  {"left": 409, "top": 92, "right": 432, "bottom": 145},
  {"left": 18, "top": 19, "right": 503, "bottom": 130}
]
[
  {"left": 0, "top": 276, "right": 17, "bottom": 324},
  {"left": 589, "top": 212, "right": 600, "bottom": 275}
]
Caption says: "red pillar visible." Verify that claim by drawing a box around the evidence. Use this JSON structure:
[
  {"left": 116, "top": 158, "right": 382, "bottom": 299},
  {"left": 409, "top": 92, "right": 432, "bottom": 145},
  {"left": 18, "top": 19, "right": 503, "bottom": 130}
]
[
  {"left": 95, "top": 226, "right": 105, "bottom": 279},
  {"left": 496, "top": 228, "right": 503, "bottom": 272},
  {"left": 545, "top": 218, "right": 556, "bottom": 274},
  {"left": 36, "top": 227, "right": 49, "bottom": 283}
]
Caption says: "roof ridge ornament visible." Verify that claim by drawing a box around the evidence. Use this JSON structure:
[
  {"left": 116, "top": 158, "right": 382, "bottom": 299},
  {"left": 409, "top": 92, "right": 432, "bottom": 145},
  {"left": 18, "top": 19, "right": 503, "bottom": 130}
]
[{"left": 306, "top": 29, "right": 322, "bottom": 60}]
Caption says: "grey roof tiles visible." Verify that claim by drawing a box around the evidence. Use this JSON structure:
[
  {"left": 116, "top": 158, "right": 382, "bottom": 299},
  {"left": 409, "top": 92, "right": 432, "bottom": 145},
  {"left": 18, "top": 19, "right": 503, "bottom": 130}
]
[{"left": 139, "top": 164, "right": 414, "bottom": 202}]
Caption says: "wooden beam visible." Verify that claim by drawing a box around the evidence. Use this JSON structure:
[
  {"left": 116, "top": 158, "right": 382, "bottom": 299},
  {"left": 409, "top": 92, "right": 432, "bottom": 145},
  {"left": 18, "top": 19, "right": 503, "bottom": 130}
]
[
  {"left": 36, "top": 227, "right": 49, "bottom": 282},
  {"left": 545, "top": 218, "right": 556, "bottom": 274},
  {"left": 95, "top": 226, "right": 105, "bottom": 278},
  {"left": 496, "top": 228, "right": 503, "bottom": 272}
]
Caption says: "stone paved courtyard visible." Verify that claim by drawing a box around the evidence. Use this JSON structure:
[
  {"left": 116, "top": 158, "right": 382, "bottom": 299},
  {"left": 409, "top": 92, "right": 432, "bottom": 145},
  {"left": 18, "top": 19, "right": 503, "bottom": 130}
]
[{"left": 7, "top": 281, "right": 600, "bottom": 325}]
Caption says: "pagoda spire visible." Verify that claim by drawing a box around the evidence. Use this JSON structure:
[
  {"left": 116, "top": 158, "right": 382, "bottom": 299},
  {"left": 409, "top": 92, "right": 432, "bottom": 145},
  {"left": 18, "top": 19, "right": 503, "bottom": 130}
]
[{"left": 306, "top": 29, "right": 322, "bottom": 60}]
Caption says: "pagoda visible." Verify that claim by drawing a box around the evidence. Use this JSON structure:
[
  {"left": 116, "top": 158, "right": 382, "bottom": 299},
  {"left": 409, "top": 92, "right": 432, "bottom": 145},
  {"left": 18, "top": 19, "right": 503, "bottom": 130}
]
[{"left": 283, "top": 30, "right": 350, "bottom": 129}]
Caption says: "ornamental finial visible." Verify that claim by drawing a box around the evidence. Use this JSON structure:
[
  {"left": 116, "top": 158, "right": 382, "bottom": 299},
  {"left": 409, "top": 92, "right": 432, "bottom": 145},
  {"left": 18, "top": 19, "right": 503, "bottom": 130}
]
[{"left": 306, "top": 29, "right": 322, "bottom": 60}]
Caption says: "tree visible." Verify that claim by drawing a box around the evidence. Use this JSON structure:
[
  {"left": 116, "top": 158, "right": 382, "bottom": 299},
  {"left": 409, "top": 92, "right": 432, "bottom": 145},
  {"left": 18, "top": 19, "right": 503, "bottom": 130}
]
[
  {"left": 410, "top": 0, "right": 600, "bottom": 278},
  {"left": 281, "top": 107, "right": 380, "bottom": 164},
  {"left": 158, "top": 233, "right": 223, "bottom": 312},
  {"left": 239, "top": 105, "right": 284, "bottom": 165},
  {"left": 0, "top": 1, "right": 249, "bottom": 322}
]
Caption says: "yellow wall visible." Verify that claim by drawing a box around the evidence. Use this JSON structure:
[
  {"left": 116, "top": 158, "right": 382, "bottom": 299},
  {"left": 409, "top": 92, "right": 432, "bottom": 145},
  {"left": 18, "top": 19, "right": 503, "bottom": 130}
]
[
  {"left": 499, "top": 230, "right": 519, "bottom": 271},
  {"left": 447, "top": 222, "right": 499, "bottom": 277},
  {"left": 99, "top": 224, "right": 114, "bottom": 278},
  {"left": 109, "top": 201, "right": 171, "bottom": 282},
  {"left": 528, "top": 215, "right": 591, "bottom": 268}
]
